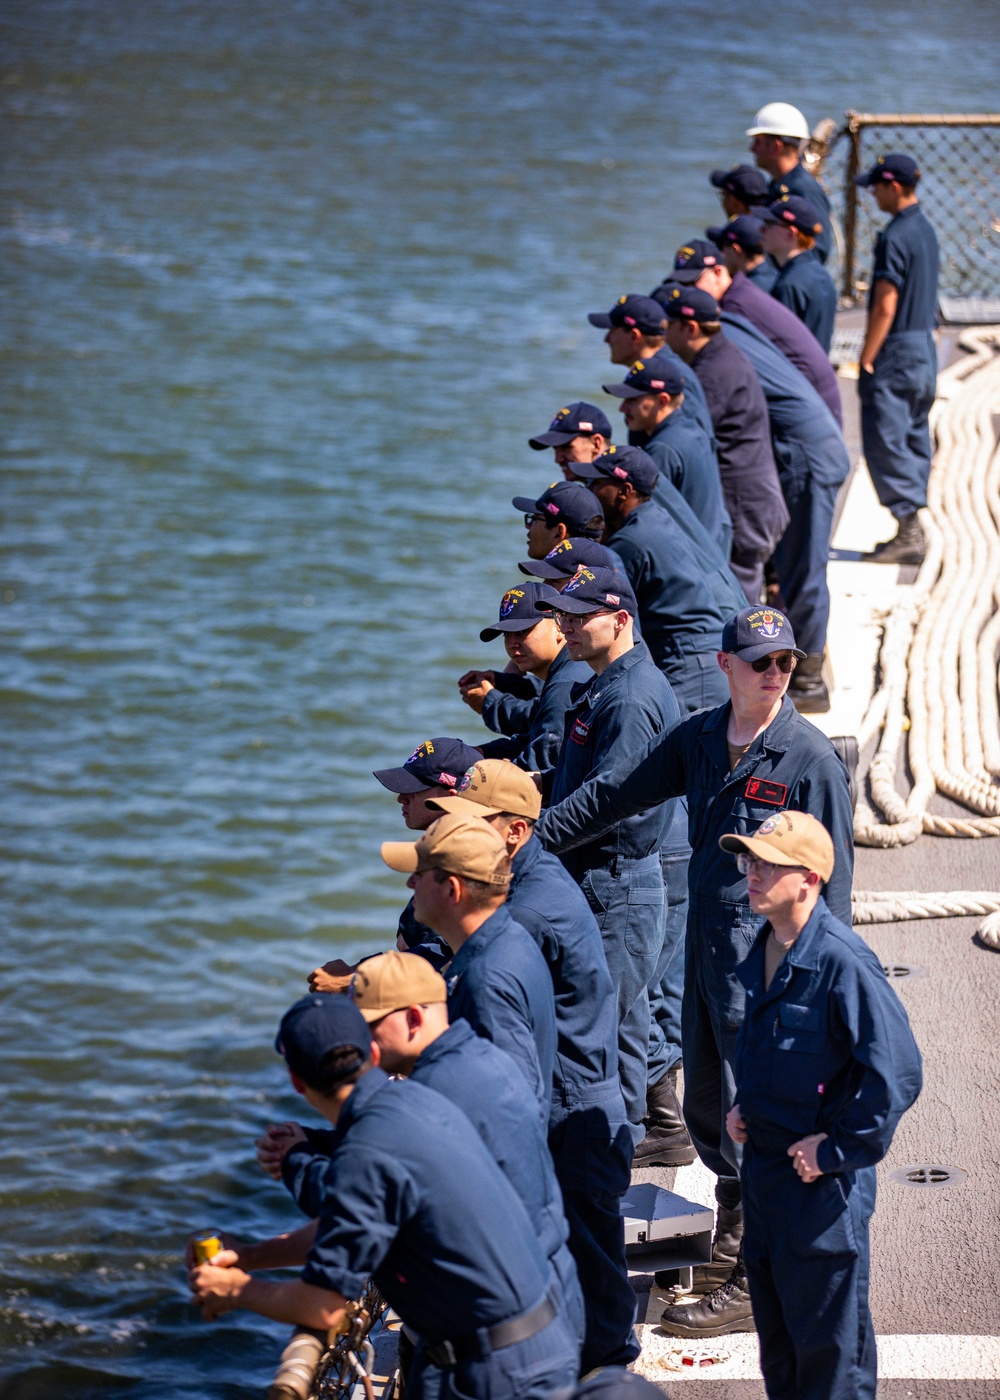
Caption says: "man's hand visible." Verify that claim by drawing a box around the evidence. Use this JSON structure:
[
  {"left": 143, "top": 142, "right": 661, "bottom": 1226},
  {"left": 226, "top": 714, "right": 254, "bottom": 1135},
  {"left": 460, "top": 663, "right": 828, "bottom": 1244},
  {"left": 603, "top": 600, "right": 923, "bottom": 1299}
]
[
  {"left": 184, "top": 1231, "right": 242, "bottom": 1270},
  {"left": 457, "top": 670, "right": 495, "bottom": 714},
  {"left": 189, "top": 1258, "right": 250, "bottom": 1320},
  {"left": 256, "top": 1122, "right": 308, "bottom": 1180},
  {"left": 787, "top": 1132, "right": 828, "bottom": 1182},
  {"left": 308, "top": 959, "right": 355, "bottom": 993},
  {"left": 725, "top": 1104, "right": 748, "bottom": 1144}
]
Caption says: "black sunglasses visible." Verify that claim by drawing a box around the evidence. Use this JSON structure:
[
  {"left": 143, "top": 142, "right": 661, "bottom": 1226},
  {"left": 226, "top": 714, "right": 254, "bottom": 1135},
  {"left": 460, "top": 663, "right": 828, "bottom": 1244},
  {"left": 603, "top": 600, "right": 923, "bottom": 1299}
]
[
  {"left": 749, "top": 653, "right": 796, "bottom": 674},
  {"left": 524, "top": 512, "right": 550, "bottom": 528}
]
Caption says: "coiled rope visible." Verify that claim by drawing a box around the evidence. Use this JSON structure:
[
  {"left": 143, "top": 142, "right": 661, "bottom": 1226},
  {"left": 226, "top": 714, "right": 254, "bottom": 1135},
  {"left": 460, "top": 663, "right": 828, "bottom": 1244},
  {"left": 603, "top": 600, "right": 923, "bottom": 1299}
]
[{"left": 850, "top": 327, "right": 1000, "bottom": 950}]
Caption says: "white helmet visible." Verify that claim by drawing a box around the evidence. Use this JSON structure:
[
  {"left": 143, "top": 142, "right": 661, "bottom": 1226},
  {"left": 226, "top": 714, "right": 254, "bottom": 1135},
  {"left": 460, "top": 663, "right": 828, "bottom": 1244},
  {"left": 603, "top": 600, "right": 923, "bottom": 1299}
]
[{"left": 746, "top": 102, "right": 810, "bottom": 142}]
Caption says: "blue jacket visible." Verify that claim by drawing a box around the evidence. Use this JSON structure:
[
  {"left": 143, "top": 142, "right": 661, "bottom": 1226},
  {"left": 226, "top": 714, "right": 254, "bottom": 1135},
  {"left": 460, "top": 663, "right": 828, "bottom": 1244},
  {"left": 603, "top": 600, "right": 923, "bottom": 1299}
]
[
  {"left": 480, "top": 645, "right": 592, "bottom": 770},
  {"left": 720, "top": 270, "right": 842, "bottom": 426},
  {"left": 635, "top": 345, "right": 715, "bottom": 444},
  {"left": 508, "top": 836, "right": 624, "bottom": 1122},
  {"left": 445, "top": 902, "right": 557, "bottom": 1121},
  {"left": 606, "top": 501, "right": 728, "bottom": 667},
  {"left": 536, "top": 695, "right": 854, "bottom": 926},
  {"left": 645, "top": 474, "right": 746, "bottom": 619},
  {"left": 690, "top": 332, "right": 789, "bottom": 567},
  {"left": 283, "top": 1070, "right": 551, "bottom": 1340},
  {"left": 641, "top": 410, "right": 731, "bottom": 553},
  {"left": 547, "top": 641, "right": 680, "bottom": 879},
  {"left": 734, "top": 899, "right": 922, "bottom": 1172},
  {"left": 768, "top": 165, "right": 833, "bottom": 265},
  {"left": 409, "top": 1019, "right": 570, "bottom": 1260},
  {"left": 720, "top": 312, "right": 850, "bottom": 492},
  {"left": 480, "top": 670, "right": 542, "bottom": 739},
  {"left": 771, "top": 249, "right": 838, "bottom": 354}
]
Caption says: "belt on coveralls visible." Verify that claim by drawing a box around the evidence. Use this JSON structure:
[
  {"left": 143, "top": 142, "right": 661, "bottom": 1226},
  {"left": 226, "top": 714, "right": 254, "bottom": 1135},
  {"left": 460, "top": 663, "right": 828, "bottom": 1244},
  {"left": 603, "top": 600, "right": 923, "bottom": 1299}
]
[{"left": 421, "top": 1288, "right": 558, "bottom": 1367}]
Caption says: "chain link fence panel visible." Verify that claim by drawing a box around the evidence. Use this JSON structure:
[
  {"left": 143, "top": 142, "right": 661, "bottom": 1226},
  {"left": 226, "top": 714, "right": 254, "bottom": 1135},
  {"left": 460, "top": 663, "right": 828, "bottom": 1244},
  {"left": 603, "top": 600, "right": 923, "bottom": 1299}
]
[{"left": 818, "top": 113, "right": 1000, "bottom": 306}]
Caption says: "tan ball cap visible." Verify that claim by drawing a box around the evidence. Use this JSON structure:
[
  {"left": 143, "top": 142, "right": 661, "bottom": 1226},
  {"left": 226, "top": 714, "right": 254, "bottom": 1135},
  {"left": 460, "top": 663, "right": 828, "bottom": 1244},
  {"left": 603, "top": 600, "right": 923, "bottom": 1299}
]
[
  {"left": 718, "top": 810, "right": 834, "bottom": 882},
  {"left": 428, "top": 759, "right": 542, "bottom": 821},
  {"left": 381, "top": 812, "right": 512, "bottom": 888},
  {"left": 350, "top": 950, "right": 447, "bottom": 1022}
]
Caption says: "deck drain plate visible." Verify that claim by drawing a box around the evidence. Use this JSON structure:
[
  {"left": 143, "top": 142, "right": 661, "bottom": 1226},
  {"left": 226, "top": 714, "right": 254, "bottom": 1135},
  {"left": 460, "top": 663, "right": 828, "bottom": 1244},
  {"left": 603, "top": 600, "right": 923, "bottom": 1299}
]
[
  {"left": 890, "top": 1164, "right": 967, "bottom": 1188},
  {"left": 881, "top": 963, "right": 927, "bottom": 980}
]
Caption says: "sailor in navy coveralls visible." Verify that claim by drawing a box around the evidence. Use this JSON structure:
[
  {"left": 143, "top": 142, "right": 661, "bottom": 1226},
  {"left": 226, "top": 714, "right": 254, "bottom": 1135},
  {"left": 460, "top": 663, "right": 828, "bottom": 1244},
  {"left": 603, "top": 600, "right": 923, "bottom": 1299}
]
[
  {"left": 856, "top": 152, "right": 940, "bottom": 566},
  {"left": 189, "top": 994, "right": 579, "bottom": 1400},
  {"left": 722, "top": 812, "right": 921, "bottom": 1400},
  {"left": 381, "top": 812, "right": 557, "bottom": 1125},
  {"left": 536, "top": 605, "right": 853, "bottom": 1338},
  {"left": 427, "top": 759, "right": 640, "bottom": 1371}
]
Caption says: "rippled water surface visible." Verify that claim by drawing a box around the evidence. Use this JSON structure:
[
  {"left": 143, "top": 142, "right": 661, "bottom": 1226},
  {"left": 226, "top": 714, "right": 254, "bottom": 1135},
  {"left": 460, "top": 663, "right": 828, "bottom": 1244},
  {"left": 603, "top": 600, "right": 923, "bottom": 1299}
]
[{"left": 2, "top": 2, "right": 998, "bottom": 1394}]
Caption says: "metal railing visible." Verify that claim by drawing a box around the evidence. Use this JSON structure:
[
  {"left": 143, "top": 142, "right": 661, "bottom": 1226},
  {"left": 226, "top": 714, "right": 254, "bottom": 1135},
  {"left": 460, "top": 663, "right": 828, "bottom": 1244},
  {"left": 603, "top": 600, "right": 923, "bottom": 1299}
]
[{"left": 810, "top": 112, "right": 1000, "bottom": 305}]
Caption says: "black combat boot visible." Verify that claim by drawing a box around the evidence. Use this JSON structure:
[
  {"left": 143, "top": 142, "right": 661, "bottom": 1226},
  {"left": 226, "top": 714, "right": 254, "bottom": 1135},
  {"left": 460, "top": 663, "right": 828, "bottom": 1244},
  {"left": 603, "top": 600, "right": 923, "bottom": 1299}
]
[
  {"left": 788, "top": 654, "right": 830, "bottom": 714},
  {"left": 863, "top": 512, "right": 926, "bottom": 565},
  {"left": 632, "top": 1066, "right": 696, "bottom": 1167},
  {"left": 658, "top": 1243, "right": 755, "bottom": 1337}
]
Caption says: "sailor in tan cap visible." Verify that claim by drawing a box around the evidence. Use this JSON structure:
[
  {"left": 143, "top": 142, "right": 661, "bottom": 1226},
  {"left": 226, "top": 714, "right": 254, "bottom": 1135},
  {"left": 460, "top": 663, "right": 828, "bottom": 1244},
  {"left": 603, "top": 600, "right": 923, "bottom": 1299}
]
[
  {"left": 381, "top": 813, "right": 557, "bottom": 1124},
  {"left": 425, "top": 760, "right": 636, "bottom": 1373},
  {"left": 719, "top": 811, "right": 921, "bottom": 1400},
  {"left": 350, "top": 950, "right": 585, "bottom": 1350}
]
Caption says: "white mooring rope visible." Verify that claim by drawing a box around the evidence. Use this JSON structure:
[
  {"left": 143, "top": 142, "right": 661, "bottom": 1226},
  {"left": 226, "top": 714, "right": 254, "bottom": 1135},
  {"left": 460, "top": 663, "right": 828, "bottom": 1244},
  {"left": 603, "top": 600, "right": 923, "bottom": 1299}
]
[{"left": 850, "top": 327, "right": 1000, "bottom": 951}]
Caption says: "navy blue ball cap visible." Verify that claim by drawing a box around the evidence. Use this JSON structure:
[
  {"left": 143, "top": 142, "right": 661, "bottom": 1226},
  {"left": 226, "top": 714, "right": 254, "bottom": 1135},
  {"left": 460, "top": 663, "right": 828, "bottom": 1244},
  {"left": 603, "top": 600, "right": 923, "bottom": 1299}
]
[
  {"left": 275, "top": 993, "right": 372, "bottom": 1084},
  {"left": 587, "top": 294, "right": 667, "bottom": 335},
  {"left": 667, "top": 239, "right": 723, "bottom": 285},
  {"left": 529, "top": 401, "right": 613, "bottom": 450},
  {"left": 720, "top": 605, "right": 806, "bottom": 663},
  {"left": 759, "top": 194, "right": 823, "bottom": 236},
  {"left": 569, "top": 443, "right": 659, "bottom": 495},
  {"left": 660, "top": 285, "right": 721, "bottom": 323},
  {"left": 518, "top": 537, "right": 621, "bottom": 580},
  {"left": 373, "top": 737, "right": 484, "bottom": 794},
  {"left": 511, "top": 480, "right": 605, "bottom": 534},
  {"left": 480, "top": 581, "right": 549, "bottom": 640},
  {"left": 535, "top": 566, "right": 637, "bottom": 617},
  {"left": 709, "top": 164, "right": 770, "bottom": 204},
  {"left": 706, "top": 213, "right": 766, "bottom": 253},
  {"left": 855, "top": 152, "right": 920, "bottom": 188},
  {"left": 603, "top": 356, "right": 684, "bottom": 400}
]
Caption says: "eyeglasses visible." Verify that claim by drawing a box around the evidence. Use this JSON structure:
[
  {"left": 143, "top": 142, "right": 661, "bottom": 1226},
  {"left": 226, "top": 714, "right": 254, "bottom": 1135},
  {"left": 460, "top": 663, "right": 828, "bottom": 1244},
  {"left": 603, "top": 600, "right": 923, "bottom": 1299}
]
[
  {"left": 736, "top": 853, "right": 805, "bottom": 876},
  {"left": 524, "top": 512, "right": 550, "bottom": 528},
  {"left": 749, "top": 653, "right": 796, "bottom": 674},
  {"left": 553, "top": 608, "right": 612, "bottom": 627}
]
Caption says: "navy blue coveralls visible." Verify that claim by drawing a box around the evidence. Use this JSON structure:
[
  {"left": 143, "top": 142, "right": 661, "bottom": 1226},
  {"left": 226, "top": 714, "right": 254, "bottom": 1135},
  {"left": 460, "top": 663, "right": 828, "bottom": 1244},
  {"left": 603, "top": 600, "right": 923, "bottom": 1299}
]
[
  {"left": 689, "top": 333, "right": 790, "bottom": 602},
  {"left": 445, "top": 903, "right": 557, "bottom": 1126},
  {"left": 770, "top": 249, "right": 838, "bottom": 354},
  {"left": 508, "top": 836, "right": 638, "bottom": 1372},
  {"left": 283, "top": 1070, "right": 579, "bottom": 1400},
  {"left": 721, "top": 311, "right": 850, "bottom": 658},
  {"left": 544, "top": 641, "right": 678, "bottom": 1138},
  {"left": 480, "top": 646, "right": 592, "bottom": 771},
  {"left": 606, "top": 500, "right": 730, "bottom": 715},
  {"left": 734, "top": 900, "right": 922, "bottom": 1400},
  {"left": 640, "top": 409, "right": 732, "bottom": 558},
  {"left": 859, "top": 202, "right": 939, "bottom": 518},
  {"left": 409, "top": 1019, "right": 584, "bottom": 1350},
  {"left": 536, "top": 695, "right": 853, "bottom": 1210},
  {"left": 630, "top": 344, "right": 715, "bottom": 445},
  {"left": 721, "top": 269, "right": 843, "bottom": 426},
  {"left": 768, "top": 166, "right": 833, "bottom": 265}
]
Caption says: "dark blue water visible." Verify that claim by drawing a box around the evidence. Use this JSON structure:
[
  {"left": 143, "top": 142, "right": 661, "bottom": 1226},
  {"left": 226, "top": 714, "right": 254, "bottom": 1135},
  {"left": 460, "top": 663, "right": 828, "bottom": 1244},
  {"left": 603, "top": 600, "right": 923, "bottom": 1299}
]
[{"left": 2, "top": 3, "right": 998, "bottom": 1394}]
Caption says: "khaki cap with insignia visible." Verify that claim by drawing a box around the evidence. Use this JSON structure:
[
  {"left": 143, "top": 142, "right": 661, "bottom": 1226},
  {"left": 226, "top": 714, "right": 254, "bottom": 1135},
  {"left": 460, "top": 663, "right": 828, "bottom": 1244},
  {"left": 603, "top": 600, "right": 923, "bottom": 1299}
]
[
  {"left": 718, "top": 810, "right": 834, "bottom": 882},
  {"left": 428, "top": 759, "right": 542, "bottom": 822},
  {"left": 350, "top": 950, "right": 447, "bottom": 1023},
  {"left": 381, "top": 812, "right": 512, "bottom": 888}
]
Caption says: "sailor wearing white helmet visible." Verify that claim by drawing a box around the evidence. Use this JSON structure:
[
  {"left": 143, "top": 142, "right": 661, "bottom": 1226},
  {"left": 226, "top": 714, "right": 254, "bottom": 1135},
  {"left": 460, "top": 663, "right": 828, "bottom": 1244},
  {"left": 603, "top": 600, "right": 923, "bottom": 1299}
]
[{"left": 746, "top": 103, "right": 833, "bottom": 265}]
